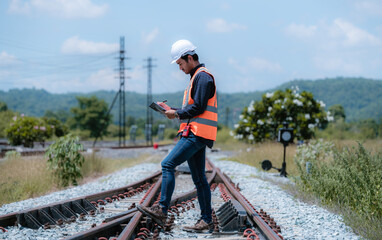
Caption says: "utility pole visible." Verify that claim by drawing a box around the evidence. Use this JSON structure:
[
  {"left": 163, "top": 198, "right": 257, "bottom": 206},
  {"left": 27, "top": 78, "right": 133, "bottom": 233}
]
[
  {"left": 119, "top": 36, "right": 126, "bottom": 147},
  {"left": 144, "top": 57, "right": 156, "bottom": 145}
]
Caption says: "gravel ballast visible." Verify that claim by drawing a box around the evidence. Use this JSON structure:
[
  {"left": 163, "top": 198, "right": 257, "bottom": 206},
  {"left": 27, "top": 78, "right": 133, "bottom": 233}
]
[{"left": 0, "top": 148, "right": 360, "bottom": 239}]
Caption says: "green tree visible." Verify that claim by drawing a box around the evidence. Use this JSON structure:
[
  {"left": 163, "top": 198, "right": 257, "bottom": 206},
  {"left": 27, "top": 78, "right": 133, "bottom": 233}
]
[
  {"left": 0, "top": 102, "right": 7, "bottom": 112},
  {"left": 357, "top": 119, "right": 379, "bottom": 139},
  {"left": 0, "top": 110, "right": 15, "bottom": 138},
  {"left": 328, "top": 104, "right": 346, "bottom": 122},
  {"left": 5, "top": 115, "right": 54, "bottom": 147},
  {"left": 233, "top": 88, "right": 330, "bottom": 142},
  {"left": 45, "top": 134, "right": 84, "bottom": 186},
  {"left": 42, "top": 117, "right": 69, "bottom": 137},
  {"left": 70, "top": 96, "right": 111, "bottom": 139},
  {"left": 44, "top": 109, "right": 71, "bottom": 124},
  {"left": 126, "top": 116, "right": 136, "bottom": 127}
]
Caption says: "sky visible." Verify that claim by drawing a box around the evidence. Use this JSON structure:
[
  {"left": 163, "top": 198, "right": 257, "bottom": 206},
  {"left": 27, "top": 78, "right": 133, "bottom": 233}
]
[{"left": 1, "top": 0, "right": 382, "bottom": 94}]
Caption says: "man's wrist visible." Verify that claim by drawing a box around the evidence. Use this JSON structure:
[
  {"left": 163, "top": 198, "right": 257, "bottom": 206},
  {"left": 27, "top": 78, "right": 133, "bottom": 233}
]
[{"left": 174, "top": 111, "right": 179, "bottom": 119}]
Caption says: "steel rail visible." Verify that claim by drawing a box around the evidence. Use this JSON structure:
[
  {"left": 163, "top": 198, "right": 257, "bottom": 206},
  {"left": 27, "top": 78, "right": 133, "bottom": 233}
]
[
  {"left": 63, "top": 164, "right": 217, "bottom": 239},
  {"left": 117, "top": 176, "right": 162, "bottom": 240},
  {"left": 0, "top": 143, "right": 172, "bottom": 158},
  {"left": 65, "top": 179, "right": 162, "bottom": 240},
  {"left": 209, "top": 160, "right": 283, "bottom": 240},
  {"left": 0, "top": 171, "right": 161, "bottom": 228}
]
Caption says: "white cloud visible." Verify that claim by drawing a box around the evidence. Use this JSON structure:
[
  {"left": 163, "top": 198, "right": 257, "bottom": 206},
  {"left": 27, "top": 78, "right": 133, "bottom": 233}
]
[
  {"left": 0, "top": 51, "right": 19, "bottom": 65},
  {"left": 220, "top": 3, "right": 231, "bottom": 10},
  {"left": 224, "top": 57, "right": 283, "bottom": 92},
  {"left": 331, "top": 18, "right": 381, "bottom": 47},
  {"left": 286, "top": 19, "right": 380, "bottom": 48},
  {"left": 8, "top": 0, "right": 108, "bottom": 18},
  {"left": 206, "top": 18, "right": 246, "bottom": 33},
  {"left": 314, "top": 56, "right": 362, "bottom": 74},
  {"left": 86, "top": 68, "right": 117, "bottom": 90},
  {"left": 284, "top": 18, "right": 381, "bottom": 75},
  {"left": 355, "top": 1, "right": 382, "bottom": 16},
  {"left": 285, "top": 23, "right": 317, "bottom": 38},
  {"left": 248, "top": 57, "right": 282, "bottom": 72},
  {"left": 8, "top": 0, "right": 31, "bottom": 14},
  {"left": 228, "top": 58, "right": 247, "bottom": 74},
  {"left": 229, "top": 57, "right": 281, "bottom": 73},
  {"left": 21, "top": 68, "right": 117, "bottom": 93},
  {"left": 142, "top": 28, "right": 159, "bottom": 45},
  {"left": 61, "top": 36, "right": 119, "bottom": 55},
  {"left": 126, "top": 66, "right": 146, "bottom": 92}
]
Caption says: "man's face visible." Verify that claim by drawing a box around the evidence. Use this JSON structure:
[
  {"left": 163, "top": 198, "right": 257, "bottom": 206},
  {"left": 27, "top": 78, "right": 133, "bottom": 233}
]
[{"left": 176, "top": 57, "right": 193, "bottom": 74}]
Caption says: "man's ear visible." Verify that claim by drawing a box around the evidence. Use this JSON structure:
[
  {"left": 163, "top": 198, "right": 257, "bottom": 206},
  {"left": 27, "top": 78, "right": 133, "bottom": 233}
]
[{"left": 188, "top": 55, "right": 193, "bottom": 62}]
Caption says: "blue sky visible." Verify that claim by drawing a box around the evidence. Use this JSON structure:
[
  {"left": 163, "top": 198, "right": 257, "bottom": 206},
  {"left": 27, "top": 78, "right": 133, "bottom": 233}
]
[{"left": 1, "top": 0, "right": 382, "bottom": 94}]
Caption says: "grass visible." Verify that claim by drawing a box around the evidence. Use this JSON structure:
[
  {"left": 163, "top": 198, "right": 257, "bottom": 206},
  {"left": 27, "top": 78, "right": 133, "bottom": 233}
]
[
  {"left": 293, "top": 140, "right": 382, "bottom": 240},
  {"left": 0, "top": 156, "right": 54, "bottom": 205},
  {"left": 0, "top": 151, "right": 162, "bottom": 207},
  {"left": 215, "top": 140, "right": 299, "bottom": 176}
]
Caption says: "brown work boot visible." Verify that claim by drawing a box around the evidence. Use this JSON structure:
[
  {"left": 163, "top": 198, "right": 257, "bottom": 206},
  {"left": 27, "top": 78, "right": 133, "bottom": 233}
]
[
  {"left": 182, "top": 219, "right": 214, "bottom": 233},
  {"left": 137, "top": 204, "right": 167, "bottom": 226}
]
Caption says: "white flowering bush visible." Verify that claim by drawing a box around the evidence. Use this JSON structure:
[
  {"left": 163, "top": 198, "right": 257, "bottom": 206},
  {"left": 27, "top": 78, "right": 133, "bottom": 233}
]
[{"left": 233, "top": 87, "right": 330, "bottom": 142}]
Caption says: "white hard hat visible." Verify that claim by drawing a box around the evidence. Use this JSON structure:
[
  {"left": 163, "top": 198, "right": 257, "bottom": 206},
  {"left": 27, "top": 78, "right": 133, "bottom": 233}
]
[{"left": 170, "top": 39, "right": 197, "bottom": 64}]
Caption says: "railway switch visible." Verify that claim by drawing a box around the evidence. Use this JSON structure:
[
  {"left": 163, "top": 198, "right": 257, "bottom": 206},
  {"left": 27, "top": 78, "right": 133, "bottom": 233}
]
[{"left": 216, "top": 199, "right": 247, "bottom": 232}]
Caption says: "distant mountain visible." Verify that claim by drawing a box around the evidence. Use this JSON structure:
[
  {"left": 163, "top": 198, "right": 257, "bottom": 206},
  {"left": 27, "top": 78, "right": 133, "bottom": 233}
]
[
  {"left": 274, "top": 77, "right": 382, "bottom": 121},
  {"left": 0, "top": 77, "right": 381, "bottom": 125}
]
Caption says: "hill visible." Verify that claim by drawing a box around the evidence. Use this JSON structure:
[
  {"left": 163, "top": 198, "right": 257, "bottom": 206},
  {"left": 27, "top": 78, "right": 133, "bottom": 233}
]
[
  {"left": 275, "top": 77, "right": 382, "bottom": 121},
  {"left": 0, "top": 77, "right": 381, "bottom": 125}
]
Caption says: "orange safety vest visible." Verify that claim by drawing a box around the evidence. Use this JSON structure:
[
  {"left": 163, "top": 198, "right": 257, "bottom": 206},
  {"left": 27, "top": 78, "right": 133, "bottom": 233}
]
[{"left": 178, "top": 67, "right": 218, "bottom": 141}]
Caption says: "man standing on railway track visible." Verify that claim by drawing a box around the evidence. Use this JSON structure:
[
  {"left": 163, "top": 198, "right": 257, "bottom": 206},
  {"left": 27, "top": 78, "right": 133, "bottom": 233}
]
[{"left": 137, "top": 39, "right": 217, "bottom": 233}]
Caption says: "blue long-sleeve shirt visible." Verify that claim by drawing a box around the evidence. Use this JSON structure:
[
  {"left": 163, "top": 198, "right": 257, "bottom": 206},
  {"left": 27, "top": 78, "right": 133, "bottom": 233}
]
[{"left": 175, "top": 64, "right": 216, "bottom": 148}]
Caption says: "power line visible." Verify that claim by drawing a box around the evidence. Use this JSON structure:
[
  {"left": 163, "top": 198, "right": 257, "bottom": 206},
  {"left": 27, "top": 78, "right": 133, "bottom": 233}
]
[{"left": 0, "top": 52, "right": 118, "bottom": 81}]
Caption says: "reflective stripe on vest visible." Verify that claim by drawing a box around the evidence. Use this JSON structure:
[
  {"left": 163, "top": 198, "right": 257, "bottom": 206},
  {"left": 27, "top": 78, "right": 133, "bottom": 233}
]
[{"left": 178, "top": 67, "right": 218, "bottom": 141}]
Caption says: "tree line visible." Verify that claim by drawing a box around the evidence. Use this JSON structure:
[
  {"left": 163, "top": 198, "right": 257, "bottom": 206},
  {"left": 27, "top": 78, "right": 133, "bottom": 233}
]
[{"left": 1, "top": 77, "right": 381, "bottom": 126}]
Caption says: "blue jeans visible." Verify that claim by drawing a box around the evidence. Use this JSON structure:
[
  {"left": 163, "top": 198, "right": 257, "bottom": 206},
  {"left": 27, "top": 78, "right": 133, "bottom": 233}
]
[{"left": 159, "top": 134, "right": 212, "bottom": 223}]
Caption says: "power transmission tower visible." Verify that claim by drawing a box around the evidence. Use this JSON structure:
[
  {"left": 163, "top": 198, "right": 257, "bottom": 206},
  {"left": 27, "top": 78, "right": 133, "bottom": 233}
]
[
  {"left": 119, "top": 36, "right": 126, "bottom": 147},
  {"left": 92, "top": 36, "right": 128, "bottom": 148},
  {"left": 144, "top": 57, "right": 156, "bottom": 145}
]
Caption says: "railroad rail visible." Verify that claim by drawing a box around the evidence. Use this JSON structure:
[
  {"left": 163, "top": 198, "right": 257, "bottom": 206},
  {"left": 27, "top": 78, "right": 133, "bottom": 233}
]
[
  {"left": 0, "top": 143, "right": 171, "bottom": 158},
  {"left": 0, "top": 159, "right": 284, "bottom": 240}
]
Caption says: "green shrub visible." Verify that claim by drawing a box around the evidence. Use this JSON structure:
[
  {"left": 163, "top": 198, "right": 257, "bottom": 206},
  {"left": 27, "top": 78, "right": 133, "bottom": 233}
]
[
  {"left": 294, "top": 140, "right": 382, "bottom": 239},
  {"left": 6, "top": 115, "right": 53, "bottom": 147},
  {"left": 42, "top": 117, "right": 69, "bottom": 137},
  {"left": 0, "top": 110, "right": 15, "bottom": 138},
  {"left": 316, "top": 118, "right": 381, "bottom": 140},
  {"left": 4, "top": 150, "right": 21, "bottom": 160},
  {"left": 106, "top": 124, "right": 120, "bottom": 137},
  {"left": 164, "top": 128, "right": 178, "bottom": 140},
  {"left": 45, "top": 134, "right": 85, "bottom": 187},
  {"left": 0, "top": 101, "right": 7, "bottom": 112}
]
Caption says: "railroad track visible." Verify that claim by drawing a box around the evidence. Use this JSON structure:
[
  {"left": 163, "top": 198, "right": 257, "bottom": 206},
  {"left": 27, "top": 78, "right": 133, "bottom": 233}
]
[
  {"left": 0, "top": 143, "right": 170, "bottom": 158},
  {"left": 0, "top": 159, "right": 284, "bottom": 240}
]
